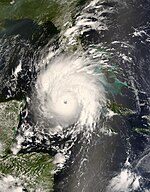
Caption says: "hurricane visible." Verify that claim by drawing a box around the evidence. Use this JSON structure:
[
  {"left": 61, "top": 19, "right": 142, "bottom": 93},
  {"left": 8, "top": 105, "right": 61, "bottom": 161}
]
[
  {"left": 35, "top": 55, "right": 106, "bottom": 133},
  {"left": 0, "top": 0, "right": 150, "bottom": 191}
]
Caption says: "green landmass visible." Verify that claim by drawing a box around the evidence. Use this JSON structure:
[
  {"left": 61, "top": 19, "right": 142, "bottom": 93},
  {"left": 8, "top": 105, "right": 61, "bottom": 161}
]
[
  {"left": 0, "top": 100, "right": 24, "bottom": 154},
  {"left": 133, "top": 115, "right": 150, "bottom": 133},
  {"left": 0, "top": 0, "right": 88, "bottom": 30},
  {"left": 0, "top": 152, "right": 54, "bottom": 191},
  {"left": 0, "top": 100, "right": 54, "bottom": 191},
  {"left": 107, "top": 101, "right": 133, "bottom": 116}
]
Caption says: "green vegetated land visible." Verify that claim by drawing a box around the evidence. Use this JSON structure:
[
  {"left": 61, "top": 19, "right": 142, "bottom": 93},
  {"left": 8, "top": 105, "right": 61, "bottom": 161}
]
[
  {"left": 0, "top": 100, "right": 54, "bottom": 191},
  {"left": 0, "top": 0, "right": 89, "bottom": 30}
]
